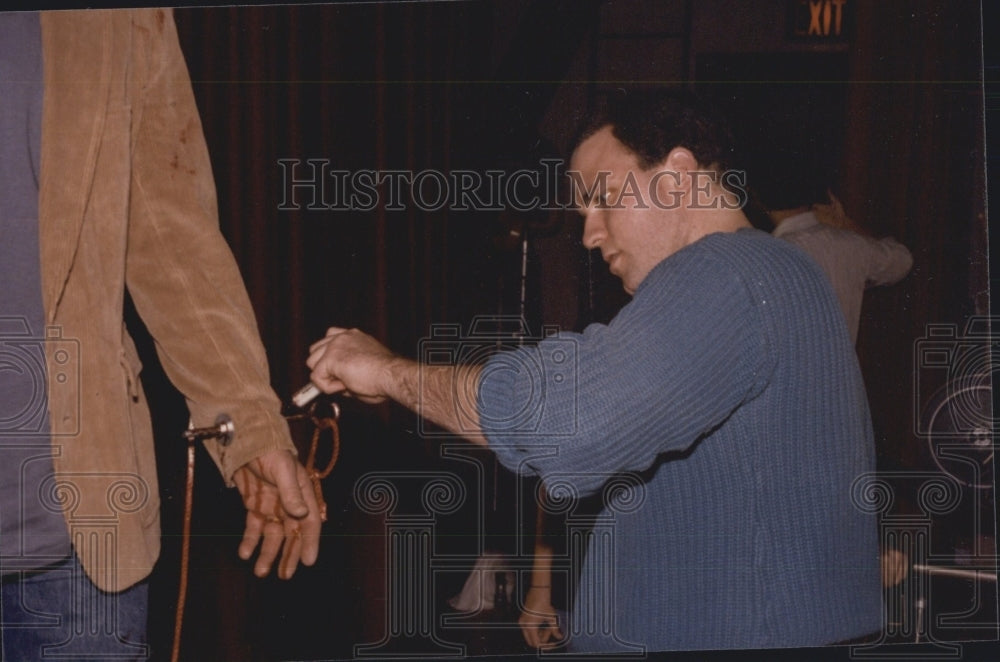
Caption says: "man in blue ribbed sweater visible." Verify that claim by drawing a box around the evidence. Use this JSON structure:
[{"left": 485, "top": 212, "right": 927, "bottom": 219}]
[{"left": 306, "top": 91, "right": 883, "bottom": 652}]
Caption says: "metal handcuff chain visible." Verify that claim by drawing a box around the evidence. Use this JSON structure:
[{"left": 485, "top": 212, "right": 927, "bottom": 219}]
[{"left": 171, "top": 403, "right": 341, "bottom": 662}]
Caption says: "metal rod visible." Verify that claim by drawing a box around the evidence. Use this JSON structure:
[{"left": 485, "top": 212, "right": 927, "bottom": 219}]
[
  {"left": 912, "top": 564, "right": 998, "bottom": 582},
  {"left": 182, "top": 414, "right": 235, "bottom": 445}
]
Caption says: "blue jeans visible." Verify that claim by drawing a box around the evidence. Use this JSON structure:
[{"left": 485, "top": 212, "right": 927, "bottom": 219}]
[{"left": 1, "top": 553, "right": 149, "bottom": 661}]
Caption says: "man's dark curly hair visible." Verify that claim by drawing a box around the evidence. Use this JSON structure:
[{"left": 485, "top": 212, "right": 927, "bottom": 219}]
[{"left": 575, "top": 88, "right": 740, "bottom": 174}]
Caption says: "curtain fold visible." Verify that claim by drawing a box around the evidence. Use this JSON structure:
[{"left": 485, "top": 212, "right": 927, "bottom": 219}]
[{"left": 842, "top": 1, "right": 985, "bottom": 471}]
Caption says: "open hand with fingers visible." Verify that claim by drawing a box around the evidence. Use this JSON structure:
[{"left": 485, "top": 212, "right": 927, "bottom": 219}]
[{"left": 232, "top": 449, "right": 323, "bottom": 579}]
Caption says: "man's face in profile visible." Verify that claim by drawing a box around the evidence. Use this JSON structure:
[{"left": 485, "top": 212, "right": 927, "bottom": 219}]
[{"left": 570, "top": 126, "right": 690, "bottom": 295}]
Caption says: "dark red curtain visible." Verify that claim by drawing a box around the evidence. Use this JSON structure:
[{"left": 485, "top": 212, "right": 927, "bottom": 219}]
[{"left": 842, "top": 2, "right": 986, "bottom": 473}]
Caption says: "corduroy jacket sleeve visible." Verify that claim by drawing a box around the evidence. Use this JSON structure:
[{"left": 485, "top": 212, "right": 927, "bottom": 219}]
[{"left": 122, "top": 8, "right": 295, "bottom": 481}]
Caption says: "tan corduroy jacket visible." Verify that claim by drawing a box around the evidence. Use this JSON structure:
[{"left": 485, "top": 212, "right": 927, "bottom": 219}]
[{"left": 38, "top": 9, "right": 295, "bottom": 592}]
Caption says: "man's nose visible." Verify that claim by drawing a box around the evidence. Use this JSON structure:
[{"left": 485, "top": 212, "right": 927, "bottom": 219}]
[{"left": 581, "top": 209, "right": 605, "bottom": 249}]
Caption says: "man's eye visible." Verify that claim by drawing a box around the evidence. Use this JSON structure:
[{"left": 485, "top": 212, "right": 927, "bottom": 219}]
[{"left": 598, "top": 192, "right": 612, "bottom": 207}]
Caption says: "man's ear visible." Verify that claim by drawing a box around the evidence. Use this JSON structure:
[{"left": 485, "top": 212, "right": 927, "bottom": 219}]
[
  {"left": 664, "top": 147, "right": 699, "bottom": 178},
  {"left": 651, "top": 147, "right": 699, "bottom": 207}
]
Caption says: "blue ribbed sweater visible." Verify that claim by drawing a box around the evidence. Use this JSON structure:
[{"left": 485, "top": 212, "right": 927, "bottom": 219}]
[{"left": 478, "top": 228, "right": 882, "bottom": 652}]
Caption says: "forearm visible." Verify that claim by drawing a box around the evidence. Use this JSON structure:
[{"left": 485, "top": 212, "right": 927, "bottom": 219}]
[
  {"left": 868, "top": 237, "right": 913, "bottom": 285},
  {"left": 530, "top": 485, "right": 555, "bottom": 588},
  {"left": 385, "top": 357, "right": 488, "bottom": 446},
  {"left": 530, "top": 539, "right": 555, "bottom": 590},
  {"left": 308, "top": 328, "right": 489, "bottom": 445}
]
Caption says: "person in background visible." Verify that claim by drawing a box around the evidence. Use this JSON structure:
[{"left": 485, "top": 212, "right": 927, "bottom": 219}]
[
  {"left": 754, "top": 157, "right": 912, "bottom": 344},
  {"left": 772, "top": 192, "right": 912, "bottom": 343},
  {"left": 518, "top": 485, "right": 568, "bottom": 650}
]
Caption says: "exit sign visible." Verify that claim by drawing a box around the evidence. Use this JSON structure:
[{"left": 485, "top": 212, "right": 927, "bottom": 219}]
[{"left": 788, "top": 0, "right": 853, "bottom": 41}]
